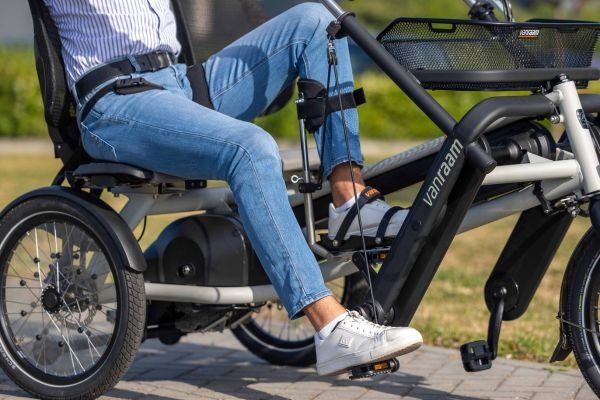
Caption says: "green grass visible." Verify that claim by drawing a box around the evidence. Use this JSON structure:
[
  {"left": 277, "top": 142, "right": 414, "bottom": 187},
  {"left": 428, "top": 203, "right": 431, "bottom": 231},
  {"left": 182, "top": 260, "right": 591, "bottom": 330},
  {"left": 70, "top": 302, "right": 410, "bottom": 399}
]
[{"left": 0, "top": 148, "right": 587, "bottom": 369}]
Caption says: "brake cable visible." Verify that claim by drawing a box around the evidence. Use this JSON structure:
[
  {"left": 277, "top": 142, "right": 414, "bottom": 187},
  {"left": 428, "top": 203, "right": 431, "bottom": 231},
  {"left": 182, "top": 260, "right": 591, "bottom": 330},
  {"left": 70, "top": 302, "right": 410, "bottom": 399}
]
[{"left": 325, "top": 28, "right": 379, "bottom": 324}]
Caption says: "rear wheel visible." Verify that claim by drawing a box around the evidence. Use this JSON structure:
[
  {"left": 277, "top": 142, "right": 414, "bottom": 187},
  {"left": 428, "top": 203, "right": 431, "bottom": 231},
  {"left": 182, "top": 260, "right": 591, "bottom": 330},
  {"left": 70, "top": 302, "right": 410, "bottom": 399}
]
[
  {"left": 232, "top": 271, "right": 368, "bottom": 366},
  {"left": 565, "top": 227, "right": 600, "bottom": 397},
  {"left": 0, "top": 195, "right": 145, "bottom": 400}
]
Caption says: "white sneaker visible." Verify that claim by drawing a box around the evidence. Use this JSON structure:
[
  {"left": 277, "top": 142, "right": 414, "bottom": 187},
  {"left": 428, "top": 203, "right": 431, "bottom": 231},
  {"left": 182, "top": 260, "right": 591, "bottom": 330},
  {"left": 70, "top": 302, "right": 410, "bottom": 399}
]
[
  {"left": 328, "top": 188, "right": 409, "bottom": 241},
  {"left": 315, "top": 311, "right": 422, "bottom": 376}
]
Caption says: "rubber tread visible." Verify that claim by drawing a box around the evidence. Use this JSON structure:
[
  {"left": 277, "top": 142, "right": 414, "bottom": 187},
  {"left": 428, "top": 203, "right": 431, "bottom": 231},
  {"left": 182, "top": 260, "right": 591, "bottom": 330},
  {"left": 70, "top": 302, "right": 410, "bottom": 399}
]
[
  {"left": 0, "top": 196, "right": 146, "bottom": 400},
  {"left": 564, "top": 228, "right": 600, "bottom": 397}
]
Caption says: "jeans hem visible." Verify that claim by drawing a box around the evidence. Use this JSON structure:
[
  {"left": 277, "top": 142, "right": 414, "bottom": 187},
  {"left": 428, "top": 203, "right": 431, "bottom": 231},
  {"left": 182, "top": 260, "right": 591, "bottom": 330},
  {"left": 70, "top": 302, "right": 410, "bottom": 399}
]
[
  {"left": 288, "top": 289, "right": 333, "bottom": 320},
  {"left": 324, "top": 156, "right": 365, "bottom": 180}
]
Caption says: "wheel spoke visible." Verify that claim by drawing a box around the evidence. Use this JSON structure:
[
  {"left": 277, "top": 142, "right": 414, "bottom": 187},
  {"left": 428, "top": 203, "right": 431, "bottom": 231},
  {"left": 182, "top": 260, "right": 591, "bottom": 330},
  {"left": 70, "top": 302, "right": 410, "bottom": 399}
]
[
  {"left": 5, "top": 300, "right": 38, "bottom": 306},
  {"left": 6, "top": 281, "right": 42, "bottom": 304},
  {"left": 68, "top": 300, "right": 102, "bottom": 358},
  {"left": 45, "top": 311, "right": 85, "bottom": 373},
  {"left": 33, "top": 228, "right": 45, "bottom": 288},
  {"left": 39, "top": 308, "right": 50, "bottom": 374},
  {"left": 12, "top": 244, "right": 45, "bottom": 283}
]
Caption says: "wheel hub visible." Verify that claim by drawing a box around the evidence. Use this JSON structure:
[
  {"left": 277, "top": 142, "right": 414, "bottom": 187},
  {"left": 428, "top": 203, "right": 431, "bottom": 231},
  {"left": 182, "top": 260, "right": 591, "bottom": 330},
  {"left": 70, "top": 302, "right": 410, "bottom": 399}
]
[{"left": 41, "top": 285, "right": 62, "bottom": 314}]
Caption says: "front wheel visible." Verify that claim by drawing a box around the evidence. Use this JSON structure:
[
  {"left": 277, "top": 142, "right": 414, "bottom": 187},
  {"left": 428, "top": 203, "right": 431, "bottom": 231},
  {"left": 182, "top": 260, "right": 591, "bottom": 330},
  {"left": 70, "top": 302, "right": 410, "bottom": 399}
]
[
  {"left": 565, "top": 227, "right": 600, "bottom": 397},
  {"left": 0, "top": 194, "right": 146, "bottom": 400},
  {"left": 232, "top": 271, "right": 368, "bottom": 367}
]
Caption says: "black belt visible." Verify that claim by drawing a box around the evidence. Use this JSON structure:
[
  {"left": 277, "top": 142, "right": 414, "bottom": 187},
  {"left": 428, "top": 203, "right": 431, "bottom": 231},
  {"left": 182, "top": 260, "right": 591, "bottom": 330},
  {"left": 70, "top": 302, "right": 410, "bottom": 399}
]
[{"left": 76, "top": 51, "right": 174, "bottom": 120}]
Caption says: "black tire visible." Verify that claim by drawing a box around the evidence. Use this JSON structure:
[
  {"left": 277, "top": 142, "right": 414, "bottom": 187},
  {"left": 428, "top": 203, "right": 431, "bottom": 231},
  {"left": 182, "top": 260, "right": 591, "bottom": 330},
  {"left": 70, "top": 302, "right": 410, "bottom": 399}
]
[
  {"left": 565, "top": 227, "right": 600, "bottom": 397},
  {"left": 0, "top": 195, "right": 145, "bottom": 399},
  {"left": 232, "top": 271, "right": 368, "bottom": 367}
]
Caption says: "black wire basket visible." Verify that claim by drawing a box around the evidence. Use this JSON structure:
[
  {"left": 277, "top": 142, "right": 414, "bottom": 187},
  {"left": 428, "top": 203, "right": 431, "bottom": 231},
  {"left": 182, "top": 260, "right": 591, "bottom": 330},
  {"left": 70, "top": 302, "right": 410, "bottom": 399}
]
[{"left": 376, "top": 18, "right": 600, "bottom": 91}]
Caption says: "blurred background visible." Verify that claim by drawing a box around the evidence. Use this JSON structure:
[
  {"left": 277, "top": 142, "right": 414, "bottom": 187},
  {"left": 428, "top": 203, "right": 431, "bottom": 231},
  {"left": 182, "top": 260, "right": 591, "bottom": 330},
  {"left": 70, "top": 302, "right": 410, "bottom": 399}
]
[
  {"left": 0, "top": 0, "right": 599, "bottom": 140},
  {"left": 0, "top": 0, "right": 599, "bottom": 368}
]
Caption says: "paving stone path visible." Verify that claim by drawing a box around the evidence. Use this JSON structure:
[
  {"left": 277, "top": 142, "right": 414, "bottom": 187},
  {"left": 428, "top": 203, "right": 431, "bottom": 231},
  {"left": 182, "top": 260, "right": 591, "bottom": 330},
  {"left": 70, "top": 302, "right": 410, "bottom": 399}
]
[{"left": 0, "top": 331, "right": 596, "bottom": 400}]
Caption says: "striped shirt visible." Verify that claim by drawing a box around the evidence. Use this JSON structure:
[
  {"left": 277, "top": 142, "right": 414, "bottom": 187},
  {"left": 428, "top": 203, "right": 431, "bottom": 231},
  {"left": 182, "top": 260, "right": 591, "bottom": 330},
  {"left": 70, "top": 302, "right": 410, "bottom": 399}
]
[{"left": 43, "top": 0, "right": 181, "bottom": 89}]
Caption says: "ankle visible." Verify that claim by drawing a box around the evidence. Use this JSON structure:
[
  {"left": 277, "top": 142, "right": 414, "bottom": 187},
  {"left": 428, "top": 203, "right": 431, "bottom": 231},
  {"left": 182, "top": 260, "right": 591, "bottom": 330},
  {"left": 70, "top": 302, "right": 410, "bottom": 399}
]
[
  {"left": 334, "top": 196, "right": 356, "bottom": 213},
  {"left": 329, "top": 163, "right": 365, "bottom": 207},
  {"left": 316, "top": 312, "right": 347, "bottom": 340},
  {"left": 303, "top": 296, "right": 347, "bottom": 331}
]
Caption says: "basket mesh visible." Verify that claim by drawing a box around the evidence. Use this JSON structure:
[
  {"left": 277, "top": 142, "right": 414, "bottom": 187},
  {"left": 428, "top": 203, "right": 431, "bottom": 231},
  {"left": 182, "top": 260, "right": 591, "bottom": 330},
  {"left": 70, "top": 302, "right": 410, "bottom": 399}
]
[{"left": 377, "top": 18, "right": 600, "bottom": 90}]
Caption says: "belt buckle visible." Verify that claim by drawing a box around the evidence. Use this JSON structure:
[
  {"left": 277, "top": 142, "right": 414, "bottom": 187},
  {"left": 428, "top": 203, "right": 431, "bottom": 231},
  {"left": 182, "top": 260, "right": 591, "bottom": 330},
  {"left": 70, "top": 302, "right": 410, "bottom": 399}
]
[{"left": 138, "top": 52, "right": 168, "bottom": 72}]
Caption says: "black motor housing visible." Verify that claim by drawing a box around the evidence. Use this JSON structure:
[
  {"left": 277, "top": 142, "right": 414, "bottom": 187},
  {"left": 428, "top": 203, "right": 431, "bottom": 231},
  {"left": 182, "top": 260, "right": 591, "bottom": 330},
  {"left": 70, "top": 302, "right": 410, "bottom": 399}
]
[
  {"left": 144, "top": 214, "right": 271, "bottom": 287},
  {"left": 485, "top": 120, "right": 556, "bottom": 165}
]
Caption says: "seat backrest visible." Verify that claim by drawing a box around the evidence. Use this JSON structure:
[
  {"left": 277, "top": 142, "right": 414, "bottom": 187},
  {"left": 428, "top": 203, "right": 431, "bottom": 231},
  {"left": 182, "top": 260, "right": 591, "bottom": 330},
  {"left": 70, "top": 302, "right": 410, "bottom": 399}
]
[
  {"left": 28, "top": 0, "right": 83, "bottom": 172},
  {"left": 27, "top": 0, "right": 197, "bottom": 174},
  {"left": 168, "top": 0, "right": 299, "bottom": 114}
]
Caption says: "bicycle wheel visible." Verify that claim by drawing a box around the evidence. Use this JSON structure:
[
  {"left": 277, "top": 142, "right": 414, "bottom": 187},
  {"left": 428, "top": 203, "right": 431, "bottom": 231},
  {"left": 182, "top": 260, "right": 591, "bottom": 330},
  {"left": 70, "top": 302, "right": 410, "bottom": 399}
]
[
  {"left": 0, "top": 194, "right": 145, "bottom": 400},
  {"left": 565, "top": 227, "right": 600, "bottom": 397},
  {"left": 232, "top": 271, "right": 368, "bottom": 366}
]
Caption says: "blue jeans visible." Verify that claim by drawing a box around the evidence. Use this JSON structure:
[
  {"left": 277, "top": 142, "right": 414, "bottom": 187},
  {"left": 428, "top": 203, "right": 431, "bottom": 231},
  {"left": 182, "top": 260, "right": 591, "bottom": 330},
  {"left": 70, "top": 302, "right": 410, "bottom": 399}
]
[{"left": 78, "top": 3, "right": 363, "bottom": 319}]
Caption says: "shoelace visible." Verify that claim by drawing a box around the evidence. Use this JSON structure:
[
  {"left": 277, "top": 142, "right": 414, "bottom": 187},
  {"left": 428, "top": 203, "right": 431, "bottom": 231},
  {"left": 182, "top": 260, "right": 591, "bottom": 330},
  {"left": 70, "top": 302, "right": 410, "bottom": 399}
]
[{"left": 343, "top": 311, "right": 388, "bottom": 337}]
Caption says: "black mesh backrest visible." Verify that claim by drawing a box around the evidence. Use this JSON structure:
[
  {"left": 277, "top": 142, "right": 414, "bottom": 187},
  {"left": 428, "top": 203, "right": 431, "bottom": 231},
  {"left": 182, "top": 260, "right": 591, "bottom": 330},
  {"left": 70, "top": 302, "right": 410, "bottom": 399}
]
[
  {"left": 28, "top": 0, "right": 81, "bottom": 170},
  {"left": 172, "top": 0, "right": 197, "bottom": 66},
  {"left": 177, "top": 0, "right": 267, "bottom": 61},
  {"left": 27, "top": 0, "right": 197, "bottom": 171},
  {"left": 175, "top": 0, "right": 304, "bottom": 114}
]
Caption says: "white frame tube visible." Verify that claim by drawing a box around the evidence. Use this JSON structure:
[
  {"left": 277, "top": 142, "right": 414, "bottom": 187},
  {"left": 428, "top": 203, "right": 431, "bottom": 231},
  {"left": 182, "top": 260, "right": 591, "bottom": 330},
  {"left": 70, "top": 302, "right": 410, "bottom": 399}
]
[{"left": 555, "top": 80, "right": 600, "bottom": 193}]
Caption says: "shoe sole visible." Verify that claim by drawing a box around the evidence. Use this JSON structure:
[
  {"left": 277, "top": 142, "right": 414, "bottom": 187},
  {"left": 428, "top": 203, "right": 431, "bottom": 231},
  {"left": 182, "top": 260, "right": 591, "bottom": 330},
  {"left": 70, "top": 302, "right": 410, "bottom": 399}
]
[{"left": 316, "top": 338, "right": 422, "bottom": 376}]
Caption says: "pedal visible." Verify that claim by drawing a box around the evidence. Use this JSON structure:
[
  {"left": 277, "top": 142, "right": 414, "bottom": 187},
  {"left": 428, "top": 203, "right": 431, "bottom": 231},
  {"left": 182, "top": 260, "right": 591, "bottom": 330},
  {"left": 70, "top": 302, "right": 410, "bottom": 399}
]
[
  {"left": 319, "top": 234, "right": 393, "bottom": 251},
  {"left": 348, "top": 358, "right": 399, "bottom": 380},
  {"left": 460, "top": 340, "right": 492, "bottom": 372}
]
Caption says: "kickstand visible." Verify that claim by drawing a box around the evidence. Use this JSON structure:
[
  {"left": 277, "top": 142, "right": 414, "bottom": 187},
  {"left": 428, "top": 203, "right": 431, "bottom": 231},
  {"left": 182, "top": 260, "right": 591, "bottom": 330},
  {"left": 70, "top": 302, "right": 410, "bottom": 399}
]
[
  {"left": 460, "top": 287, "right": 506, "bottom": 372},
  {"left": 487, "top": 287, "right": 506, "bottom": 360}
]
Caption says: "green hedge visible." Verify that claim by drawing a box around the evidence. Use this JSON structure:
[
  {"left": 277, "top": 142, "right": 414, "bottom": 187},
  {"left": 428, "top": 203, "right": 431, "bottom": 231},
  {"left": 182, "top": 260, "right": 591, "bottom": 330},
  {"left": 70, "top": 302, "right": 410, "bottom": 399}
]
[
  {"left": 256, "top": 73, "right": 528, "bottom": 140},
  {"left": 0, "top": 45, "right": 496, "bottom": 141},
  {"left": 0, "top": 47, "right": 46, "bottom": 137},
  {"left": 1, "top": 44, "right": 598, "bottom": 141}
]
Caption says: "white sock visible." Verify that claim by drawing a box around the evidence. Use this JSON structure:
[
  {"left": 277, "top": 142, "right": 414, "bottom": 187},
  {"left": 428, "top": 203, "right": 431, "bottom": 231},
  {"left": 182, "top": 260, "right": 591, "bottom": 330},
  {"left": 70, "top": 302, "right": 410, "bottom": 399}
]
[
  {"left": 314, "top": 312, "right": 348, "bottom": 346},
  {"left": 334, "top": 196, "right": 356, "bottom": 213}
]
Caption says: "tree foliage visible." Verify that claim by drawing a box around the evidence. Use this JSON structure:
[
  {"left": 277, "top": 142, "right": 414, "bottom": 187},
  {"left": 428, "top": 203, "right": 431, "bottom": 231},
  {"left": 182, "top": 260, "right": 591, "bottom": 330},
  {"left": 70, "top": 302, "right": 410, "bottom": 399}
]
[{"left": 0, "top": 47, "right": 46, "bottom": 137}]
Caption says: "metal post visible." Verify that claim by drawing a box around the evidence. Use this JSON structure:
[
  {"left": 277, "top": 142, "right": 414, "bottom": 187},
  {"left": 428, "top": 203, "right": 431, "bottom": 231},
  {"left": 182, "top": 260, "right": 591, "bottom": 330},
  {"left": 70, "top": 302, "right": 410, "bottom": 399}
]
[
  {"left": 295, "top": 96, "right": 331, "bottom": 259},
  {"left": 319, "top": 0, "right": 345, "bottom": 18}
]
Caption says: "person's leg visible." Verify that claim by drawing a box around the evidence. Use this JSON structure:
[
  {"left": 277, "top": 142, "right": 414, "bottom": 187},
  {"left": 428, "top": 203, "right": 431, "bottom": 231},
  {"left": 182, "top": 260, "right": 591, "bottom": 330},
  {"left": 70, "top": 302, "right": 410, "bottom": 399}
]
[
  {"left": 81, "top": 62, "right": 421, "bottom": 377},
  {"left": 203, "top": 3, "right": 408, "bottom": 242},
  {"left": 204, "top": 3, "right": 363, "bottom": 186},
  {"left": 79, "top": 65, "right": 331, "bottom": 321},
  {"left": 198, "top": 4, "right": 421, "bottom": 374}
]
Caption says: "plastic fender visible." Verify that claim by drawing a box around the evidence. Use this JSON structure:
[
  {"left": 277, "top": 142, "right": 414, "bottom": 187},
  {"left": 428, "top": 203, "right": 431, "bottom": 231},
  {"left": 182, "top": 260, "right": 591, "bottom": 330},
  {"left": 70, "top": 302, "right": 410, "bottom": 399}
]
[{"left": 0, "top": 186, "right": 146, "bottom": 272}]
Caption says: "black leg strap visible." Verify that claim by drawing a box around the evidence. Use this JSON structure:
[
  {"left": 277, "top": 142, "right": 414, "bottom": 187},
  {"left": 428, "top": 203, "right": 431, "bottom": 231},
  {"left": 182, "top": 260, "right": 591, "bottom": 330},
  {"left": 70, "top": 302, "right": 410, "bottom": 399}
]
[
  {"left": 296, "top": 78, "right": 366, "bottom": 132},
  {"left": 334, "top": 187, "right": 382, "bottom": 244},
  {"left": 187, "top": 63, "right": 214, "bottom": 109},
  {"left": 375, "top": 206, "right": 404, "bottom": 244}
]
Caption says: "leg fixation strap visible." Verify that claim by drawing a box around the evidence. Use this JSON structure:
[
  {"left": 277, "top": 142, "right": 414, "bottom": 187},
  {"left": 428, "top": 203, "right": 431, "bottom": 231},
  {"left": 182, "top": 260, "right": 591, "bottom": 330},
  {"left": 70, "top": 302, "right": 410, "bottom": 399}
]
[
  {"left": 333, "top": 187, "right": 382, "bottom": 244},
  {"left": 296, "top": 78, "right": 365, "bottom": 132},
  {"left": 375, "top": 206, "right": 403, "bottom": 245}
]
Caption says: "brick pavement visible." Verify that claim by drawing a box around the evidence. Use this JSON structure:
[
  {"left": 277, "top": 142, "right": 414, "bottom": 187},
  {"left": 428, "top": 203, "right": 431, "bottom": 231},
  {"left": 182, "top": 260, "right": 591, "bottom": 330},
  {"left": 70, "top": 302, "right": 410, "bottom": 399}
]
[{"left": 0, "top": 331, "right": 596, "bottom": 400}]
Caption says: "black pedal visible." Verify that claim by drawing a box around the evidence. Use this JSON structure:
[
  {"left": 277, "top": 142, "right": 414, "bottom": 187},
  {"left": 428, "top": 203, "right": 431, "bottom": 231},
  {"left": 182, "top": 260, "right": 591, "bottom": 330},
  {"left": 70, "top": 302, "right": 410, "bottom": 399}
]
[
  {"left": 460, "top": 340, "right": 492, "bottom": 372},
  {"left": 349, "top": 358, "right": 399, "bottom": 380}
]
